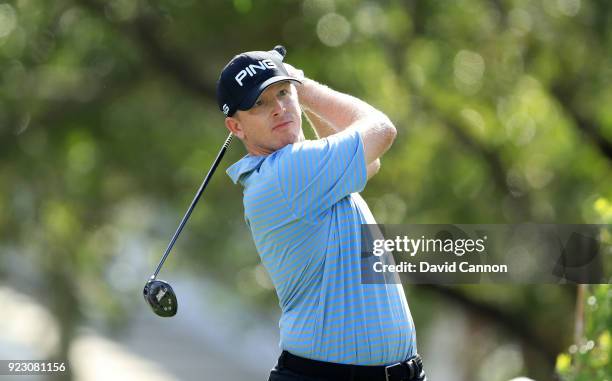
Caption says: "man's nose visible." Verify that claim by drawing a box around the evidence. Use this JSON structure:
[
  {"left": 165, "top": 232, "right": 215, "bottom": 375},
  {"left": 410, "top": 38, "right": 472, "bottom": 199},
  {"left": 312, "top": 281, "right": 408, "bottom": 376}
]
[{"left": 272, "top": 97, "right": 286, "bottom": 116}]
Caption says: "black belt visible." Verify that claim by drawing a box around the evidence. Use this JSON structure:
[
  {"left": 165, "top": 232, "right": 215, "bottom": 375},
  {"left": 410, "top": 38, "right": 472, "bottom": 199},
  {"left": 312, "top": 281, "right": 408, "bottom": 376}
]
[{"left": 276, "top": 350, "right": 424, "bottom": 381}]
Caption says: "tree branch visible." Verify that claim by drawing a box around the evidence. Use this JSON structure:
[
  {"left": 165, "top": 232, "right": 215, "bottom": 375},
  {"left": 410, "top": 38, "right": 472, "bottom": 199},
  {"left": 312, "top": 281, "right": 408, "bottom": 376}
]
[
  {"left": 550, "top": 83, "right": 612, "bottom": 163},
  {"left": 377, "top": 21, "right": 533, "bottom": 220},
  {"left": 74, "top": 0, "right": 217, "bottom": 100},
  {"left": 424, "top": 101, "right": 533, "bottom": 220},
  {"left": 417, "top": 284, "right": 561, "bottom": 363}
]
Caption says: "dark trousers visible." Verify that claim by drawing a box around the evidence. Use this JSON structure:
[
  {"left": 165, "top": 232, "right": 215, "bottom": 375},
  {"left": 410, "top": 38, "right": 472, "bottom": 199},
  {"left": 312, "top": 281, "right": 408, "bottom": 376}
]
[
  {"left": 269, "top": 368, "right": 427, "bottom": 381},
  {"left": 268, "top": 357, "right": 427, "bottom": 381}
]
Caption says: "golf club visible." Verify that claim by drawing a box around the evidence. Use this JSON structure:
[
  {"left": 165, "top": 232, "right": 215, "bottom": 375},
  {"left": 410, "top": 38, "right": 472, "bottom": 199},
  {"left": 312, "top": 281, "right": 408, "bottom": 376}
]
[
  {"left": 143, "top": 132, "right": 233, "bottom": 317},
  {"left": 143, "top": 45, "right": 288, "bottom": 317}
]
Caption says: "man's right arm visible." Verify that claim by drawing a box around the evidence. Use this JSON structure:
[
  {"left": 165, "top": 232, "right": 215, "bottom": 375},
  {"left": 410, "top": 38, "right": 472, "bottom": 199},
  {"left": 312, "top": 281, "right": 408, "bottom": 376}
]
[
  {"left": 302, "top": 104, "right": 382, "bottom": 180},
  {"left": 295, "top": 77, "right": 397, "bottom": 167}
]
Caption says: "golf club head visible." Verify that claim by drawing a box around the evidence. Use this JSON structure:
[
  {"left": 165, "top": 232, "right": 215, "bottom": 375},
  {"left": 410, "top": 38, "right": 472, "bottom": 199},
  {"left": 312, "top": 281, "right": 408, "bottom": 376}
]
[
  {"left": 143, "top": 279, "right": 178, "bottom": 317},
  {"left": 268, "top": 45, "right": 287, "bottom": 61},
  {"left": 272, "top": 45, "right": 287, "bottom": 60}
]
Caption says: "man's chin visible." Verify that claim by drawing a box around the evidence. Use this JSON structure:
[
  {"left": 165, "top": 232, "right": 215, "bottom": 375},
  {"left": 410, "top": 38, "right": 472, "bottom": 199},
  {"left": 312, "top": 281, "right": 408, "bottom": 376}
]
[{"left": 278, "top": 133, "right": 303, "bottom": 147}]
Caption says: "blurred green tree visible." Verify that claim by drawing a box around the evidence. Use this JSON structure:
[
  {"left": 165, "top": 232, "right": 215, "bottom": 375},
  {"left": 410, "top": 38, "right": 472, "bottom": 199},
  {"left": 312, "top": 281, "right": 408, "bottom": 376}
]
[{"left": 0, "top": 1, "right": 610, "bottom": 380}]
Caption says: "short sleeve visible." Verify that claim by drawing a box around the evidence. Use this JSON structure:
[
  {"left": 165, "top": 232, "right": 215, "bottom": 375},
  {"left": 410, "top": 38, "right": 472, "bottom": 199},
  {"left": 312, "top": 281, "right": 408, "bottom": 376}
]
[{"left": 276, "top": 129, "right": 367, "bottom": 219}]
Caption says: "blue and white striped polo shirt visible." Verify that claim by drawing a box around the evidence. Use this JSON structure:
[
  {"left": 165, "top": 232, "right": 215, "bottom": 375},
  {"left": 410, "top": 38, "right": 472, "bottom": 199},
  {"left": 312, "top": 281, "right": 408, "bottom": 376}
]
[{"left": 227, "top": 129, "right": 416, "bottom": 365}]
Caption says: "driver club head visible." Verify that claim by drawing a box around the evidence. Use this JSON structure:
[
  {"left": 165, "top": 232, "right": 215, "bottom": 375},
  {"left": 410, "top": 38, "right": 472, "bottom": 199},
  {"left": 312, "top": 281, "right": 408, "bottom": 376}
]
[
  {"left": 273, "top": 45, "right": 287, "bottom": 58},
  {"left": 143, "top": 279, "right": 178, "bottom": 317},
  {"left": 143, "top": 133, "right": 232, "bottom": 318}
]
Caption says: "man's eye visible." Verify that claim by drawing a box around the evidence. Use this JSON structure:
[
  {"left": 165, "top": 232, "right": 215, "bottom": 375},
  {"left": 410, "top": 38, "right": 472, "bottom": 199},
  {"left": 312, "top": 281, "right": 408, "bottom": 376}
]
[
  {"left": 255, "top": 99, "right": 263, "bottom": 107},
  {"left": 279, "top": 89, "right": 288, "bottom": 96}
]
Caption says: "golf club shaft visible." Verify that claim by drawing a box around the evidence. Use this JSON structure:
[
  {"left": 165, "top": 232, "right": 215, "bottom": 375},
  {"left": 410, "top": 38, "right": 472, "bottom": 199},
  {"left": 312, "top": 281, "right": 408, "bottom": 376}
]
[{"left": 151, "top": 132, "right": 233, "bottom": 279}]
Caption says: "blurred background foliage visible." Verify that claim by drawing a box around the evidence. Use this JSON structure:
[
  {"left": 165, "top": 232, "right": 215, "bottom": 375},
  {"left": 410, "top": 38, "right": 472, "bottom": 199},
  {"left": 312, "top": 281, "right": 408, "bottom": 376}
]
[
  {"left": 556, "top": 285, "right": 610, "bottom": 381},
  {"left": 0, "top": 0, "right": 611, "bottom": 380}
]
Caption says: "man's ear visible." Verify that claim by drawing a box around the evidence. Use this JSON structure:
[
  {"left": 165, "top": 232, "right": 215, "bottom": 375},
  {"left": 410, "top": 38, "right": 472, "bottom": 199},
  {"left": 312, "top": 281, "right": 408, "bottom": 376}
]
[{"left": 225, "top": 116, "right": 245, "bottom": 139}]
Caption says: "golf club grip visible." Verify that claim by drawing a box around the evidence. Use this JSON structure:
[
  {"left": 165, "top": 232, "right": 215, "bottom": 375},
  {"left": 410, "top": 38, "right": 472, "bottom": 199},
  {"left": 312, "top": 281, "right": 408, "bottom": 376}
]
[{"left": 151, "top": 133, "right": 233, "bottom": 279}]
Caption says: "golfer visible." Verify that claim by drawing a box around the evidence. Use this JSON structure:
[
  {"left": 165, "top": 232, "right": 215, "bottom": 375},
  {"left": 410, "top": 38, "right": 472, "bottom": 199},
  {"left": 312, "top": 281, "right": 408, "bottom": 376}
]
[{"left": 217, "top": 47, "right": 426, "bottom": 381}]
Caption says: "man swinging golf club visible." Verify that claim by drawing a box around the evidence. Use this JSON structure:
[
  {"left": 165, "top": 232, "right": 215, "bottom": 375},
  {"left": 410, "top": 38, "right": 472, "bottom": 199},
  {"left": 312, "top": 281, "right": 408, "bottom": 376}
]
[{"left": 218, "top": 46, "right": 426, "bottom": 381}]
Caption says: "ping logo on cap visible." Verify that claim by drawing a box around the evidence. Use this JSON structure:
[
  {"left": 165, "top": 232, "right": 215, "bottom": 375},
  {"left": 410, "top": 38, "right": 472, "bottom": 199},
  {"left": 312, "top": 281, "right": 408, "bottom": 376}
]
[
  {"left": 222, "top": 104, "right": 230, "bottom": 116},
  {"left": 234, "top": 59, "right": 277, "bottom": 86}
]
